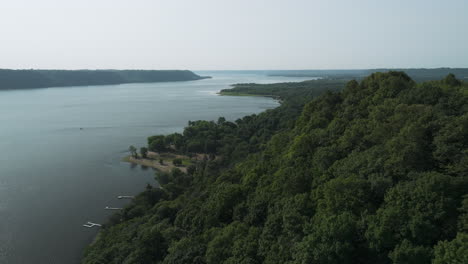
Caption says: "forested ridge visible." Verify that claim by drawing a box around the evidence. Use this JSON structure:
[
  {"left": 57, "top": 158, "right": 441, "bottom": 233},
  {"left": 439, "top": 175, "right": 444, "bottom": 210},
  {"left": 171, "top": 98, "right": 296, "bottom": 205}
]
[
  {"left": 0, "top": 69, "right": 208, "bottom": 90},
  {"left": 82, "top": 72, "right": 467, "bottom": 264}
]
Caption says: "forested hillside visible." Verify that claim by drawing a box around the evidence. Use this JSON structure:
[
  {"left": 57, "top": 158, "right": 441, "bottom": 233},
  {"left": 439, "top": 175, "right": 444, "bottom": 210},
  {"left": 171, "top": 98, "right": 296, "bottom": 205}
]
[
  {"left": 0, "top": 69, "right": 208, "bottom": 90},
  {"left": 83, "top": 72, "right": 467, "bottom": 264}
]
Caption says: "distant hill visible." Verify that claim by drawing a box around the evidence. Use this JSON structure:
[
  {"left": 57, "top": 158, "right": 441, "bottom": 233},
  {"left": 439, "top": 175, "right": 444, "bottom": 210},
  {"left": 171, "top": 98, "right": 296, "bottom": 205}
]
[
  {"left": 0, "top": 69, "right": 210, "bottom": 90},
  {"left": 267, "top": 68, "right": 468, "bottom": 82}
]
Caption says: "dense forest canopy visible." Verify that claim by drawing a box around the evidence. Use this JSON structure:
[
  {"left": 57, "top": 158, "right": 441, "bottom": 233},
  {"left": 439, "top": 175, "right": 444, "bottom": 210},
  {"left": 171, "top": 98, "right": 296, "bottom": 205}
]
[
  {"left": 83, "top": 72, "right": 467, "bottom": 264},
  {"left": 0, "top": 69, "right": 208, "bottom": 90}
]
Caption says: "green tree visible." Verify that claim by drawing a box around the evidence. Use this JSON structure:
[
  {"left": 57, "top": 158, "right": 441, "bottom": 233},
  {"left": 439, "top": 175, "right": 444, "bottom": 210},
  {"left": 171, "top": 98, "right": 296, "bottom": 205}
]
[
  {"left": 187, "top": 165, "right": 196, "bottom": 175},
  {"left": 148, "top": 135, "right": 167, "bottom": 152},
  {"left": 217, "top": 117, "right": 226, "bottom": 124},
  {"left": 140, "top": 147, "right": 148, "bottom": 159},
  {"left": 128, "top": 145, "right": 137, "bottom": 158},
  {"left": 294, "top": 213, "right": 358, "bottom": 264},
  {"left": 172, "top": 158, "right": 182, "bottom": 166},
  {"left": 388, "top": 240, "right": 432, "bottom": 264},
  {"left": 442, "top": 73, "right": 462, "bottom": 87},
  {"left": 433, "top": 233, "right": 468, "bottom": 264},
  {"left": 366, "top": 172, "right": 463, "bottom": 259}
]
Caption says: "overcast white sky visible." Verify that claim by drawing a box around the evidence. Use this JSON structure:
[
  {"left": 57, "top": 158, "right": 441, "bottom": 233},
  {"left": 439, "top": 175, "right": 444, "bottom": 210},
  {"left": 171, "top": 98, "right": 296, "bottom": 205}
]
[{"left": 0, "top": 0, "right": 467, "bottom": 70}]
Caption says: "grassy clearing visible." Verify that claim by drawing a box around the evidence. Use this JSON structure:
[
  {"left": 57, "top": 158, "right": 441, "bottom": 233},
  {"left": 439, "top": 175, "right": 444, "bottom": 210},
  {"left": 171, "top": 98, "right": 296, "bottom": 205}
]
[{"left": 122, "top": 151, "right": 194, "bottom": 173}]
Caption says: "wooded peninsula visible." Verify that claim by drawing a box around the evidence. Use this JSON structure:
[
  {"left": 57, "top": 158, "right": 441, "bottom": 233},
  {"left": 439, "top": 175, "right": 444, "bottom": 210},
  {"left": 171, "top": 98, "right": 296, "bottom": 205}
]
[{"left": 0, "top": 69, "right": 209, "bottom": 90}]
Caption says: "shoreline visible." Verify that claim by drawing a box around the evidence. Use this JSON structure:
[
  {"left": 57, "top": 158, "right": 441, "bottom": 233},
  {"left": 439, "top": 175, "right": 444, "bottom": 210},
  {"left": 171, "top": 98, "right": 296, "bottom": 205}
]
[
  {"left": 84, "top": 83, "right": 281, "bottom": 261},
  {"left": 122, "top": 151, "right": 204, "bottom": 173},
  {"left": 217, "top": 91, "right": 283, "bottom": 104}
]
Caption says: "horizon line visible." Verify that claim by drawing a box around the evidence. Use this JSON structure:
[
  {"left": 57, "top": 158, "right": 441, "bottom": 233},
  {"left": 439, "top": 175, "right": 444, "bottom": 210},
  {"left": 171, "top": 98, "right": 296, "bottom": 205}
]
[{"left": 1, "top": 67, "right": 468, "bottom": 71}]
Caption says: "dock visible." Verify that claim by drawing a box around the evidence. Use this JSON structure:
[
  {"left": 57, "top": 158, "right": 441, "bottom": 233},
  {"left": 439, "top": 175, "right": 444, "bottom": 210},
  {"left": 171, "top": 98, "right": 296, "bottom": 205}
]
[
  {"left": 82, "top": 195, "right": 134, "bottom": 228},
  {"left": 117, "top": 195, "right": 134, "bottom": 199},
  {"left": 105, "top": 206, "right": 123, "bottom": 210},
  {"left": 83, "top": 221, "right": 102, "bottom": 228}
]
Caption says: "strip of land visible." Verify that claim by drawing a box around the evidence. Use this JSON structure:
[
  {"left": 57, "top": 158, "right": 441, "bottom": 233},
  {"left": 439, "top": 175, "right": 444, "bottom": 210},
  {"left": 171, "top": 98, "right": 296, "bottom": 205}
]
[
  {"left": 122, "top": 151, "right": 204, "bottom": 173},
  {"left": 0, "top": 69, "right": 210, "bottom": 90}
]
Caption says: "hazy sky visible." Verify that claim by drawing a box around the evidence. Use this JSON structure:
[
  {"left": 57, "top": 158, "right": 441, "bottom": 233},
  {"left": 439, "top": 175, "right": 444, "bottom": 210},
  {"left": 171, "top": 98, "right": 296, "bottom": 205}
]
[{"left": 1, "top": 0, "right": 467, "bottom": 70}]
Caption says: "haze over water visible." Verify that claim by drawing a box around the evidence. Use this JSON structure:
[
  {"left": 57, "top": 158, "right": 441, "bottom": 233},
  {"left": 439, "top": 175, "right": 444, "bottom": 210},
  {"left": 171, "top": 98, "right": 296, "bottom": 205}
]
[{"left": 0, "top": 72, "right": 313, "bottom": 264}]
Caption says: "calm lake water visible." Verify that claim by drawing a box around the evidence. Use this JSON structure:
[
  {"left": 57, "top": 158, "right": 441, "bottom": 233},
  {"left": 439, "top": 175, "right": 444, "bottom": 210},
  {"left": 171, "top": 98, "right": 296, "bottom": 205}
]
[{"left": 0, "top": 72, "right": 313, "bottom": 264}]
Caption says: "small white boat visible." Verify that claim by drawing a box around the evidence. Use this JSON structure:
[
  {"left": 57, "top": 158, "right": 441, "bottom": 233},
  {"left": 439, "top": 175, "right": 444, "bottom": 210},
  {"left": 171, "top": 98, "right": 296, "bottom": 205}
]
[
  {"left": 105, "top": 206, "right": 123, "bottom": 210},
  {"left": 83, "top": 221, "right": 102, "bottom": 228},
  {"left": 117, "top": 195, "right": 134, "bottom": 199}
]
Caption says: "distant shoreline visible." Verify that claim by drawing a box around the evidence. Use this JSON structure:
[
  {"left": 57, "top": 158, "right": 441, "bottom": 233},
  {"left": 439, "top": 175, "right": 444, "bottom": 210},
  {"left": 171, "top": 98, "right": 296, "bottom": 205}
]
[
  {"left": 266, "top": 68, "right": 468, "bottom": 82},
  {"left": 0, "top": 69, "right": 211, "bottom": 90}
]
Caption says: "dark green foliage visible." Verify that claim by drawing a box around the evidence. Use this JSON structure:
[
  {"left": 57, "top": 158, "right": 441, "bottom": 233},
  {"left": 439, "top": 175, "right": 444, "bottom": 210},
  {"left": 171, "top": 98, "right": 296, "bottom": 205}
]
[
  {"left": 83, "top": 72, "right": 467, "bottom": 264},
  {"left": 295, "top": 212, "right": 360, "bottom": 264},
  {"left": 172, "top": 158, "right": 182, "bottom": 166},
  {"left": 140, "top": 147, "right": 148, "bottom": 159},
  {"left": 388, "top": 240, "right": 433, "bottom": 264},
  {"left": 366, "top": 172, "right": 465, "bottom": 261},
  {"left": 442, "top": 73, "right": 462, "bottom": 87},
  {"left": 148, "top": 135, "right": 168, "bottom": 152},
  {"left": 128, "top": 145, "right": 137, "bottom": 158},
  {"left": 0, "top": 69, "right": 207, "bottom": 90},
  {"left": 187, "top": 165, "right": 196, "bottom": 175},
  {"left": 433, "top": 233, "right": 468, "bottom": 264}
]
